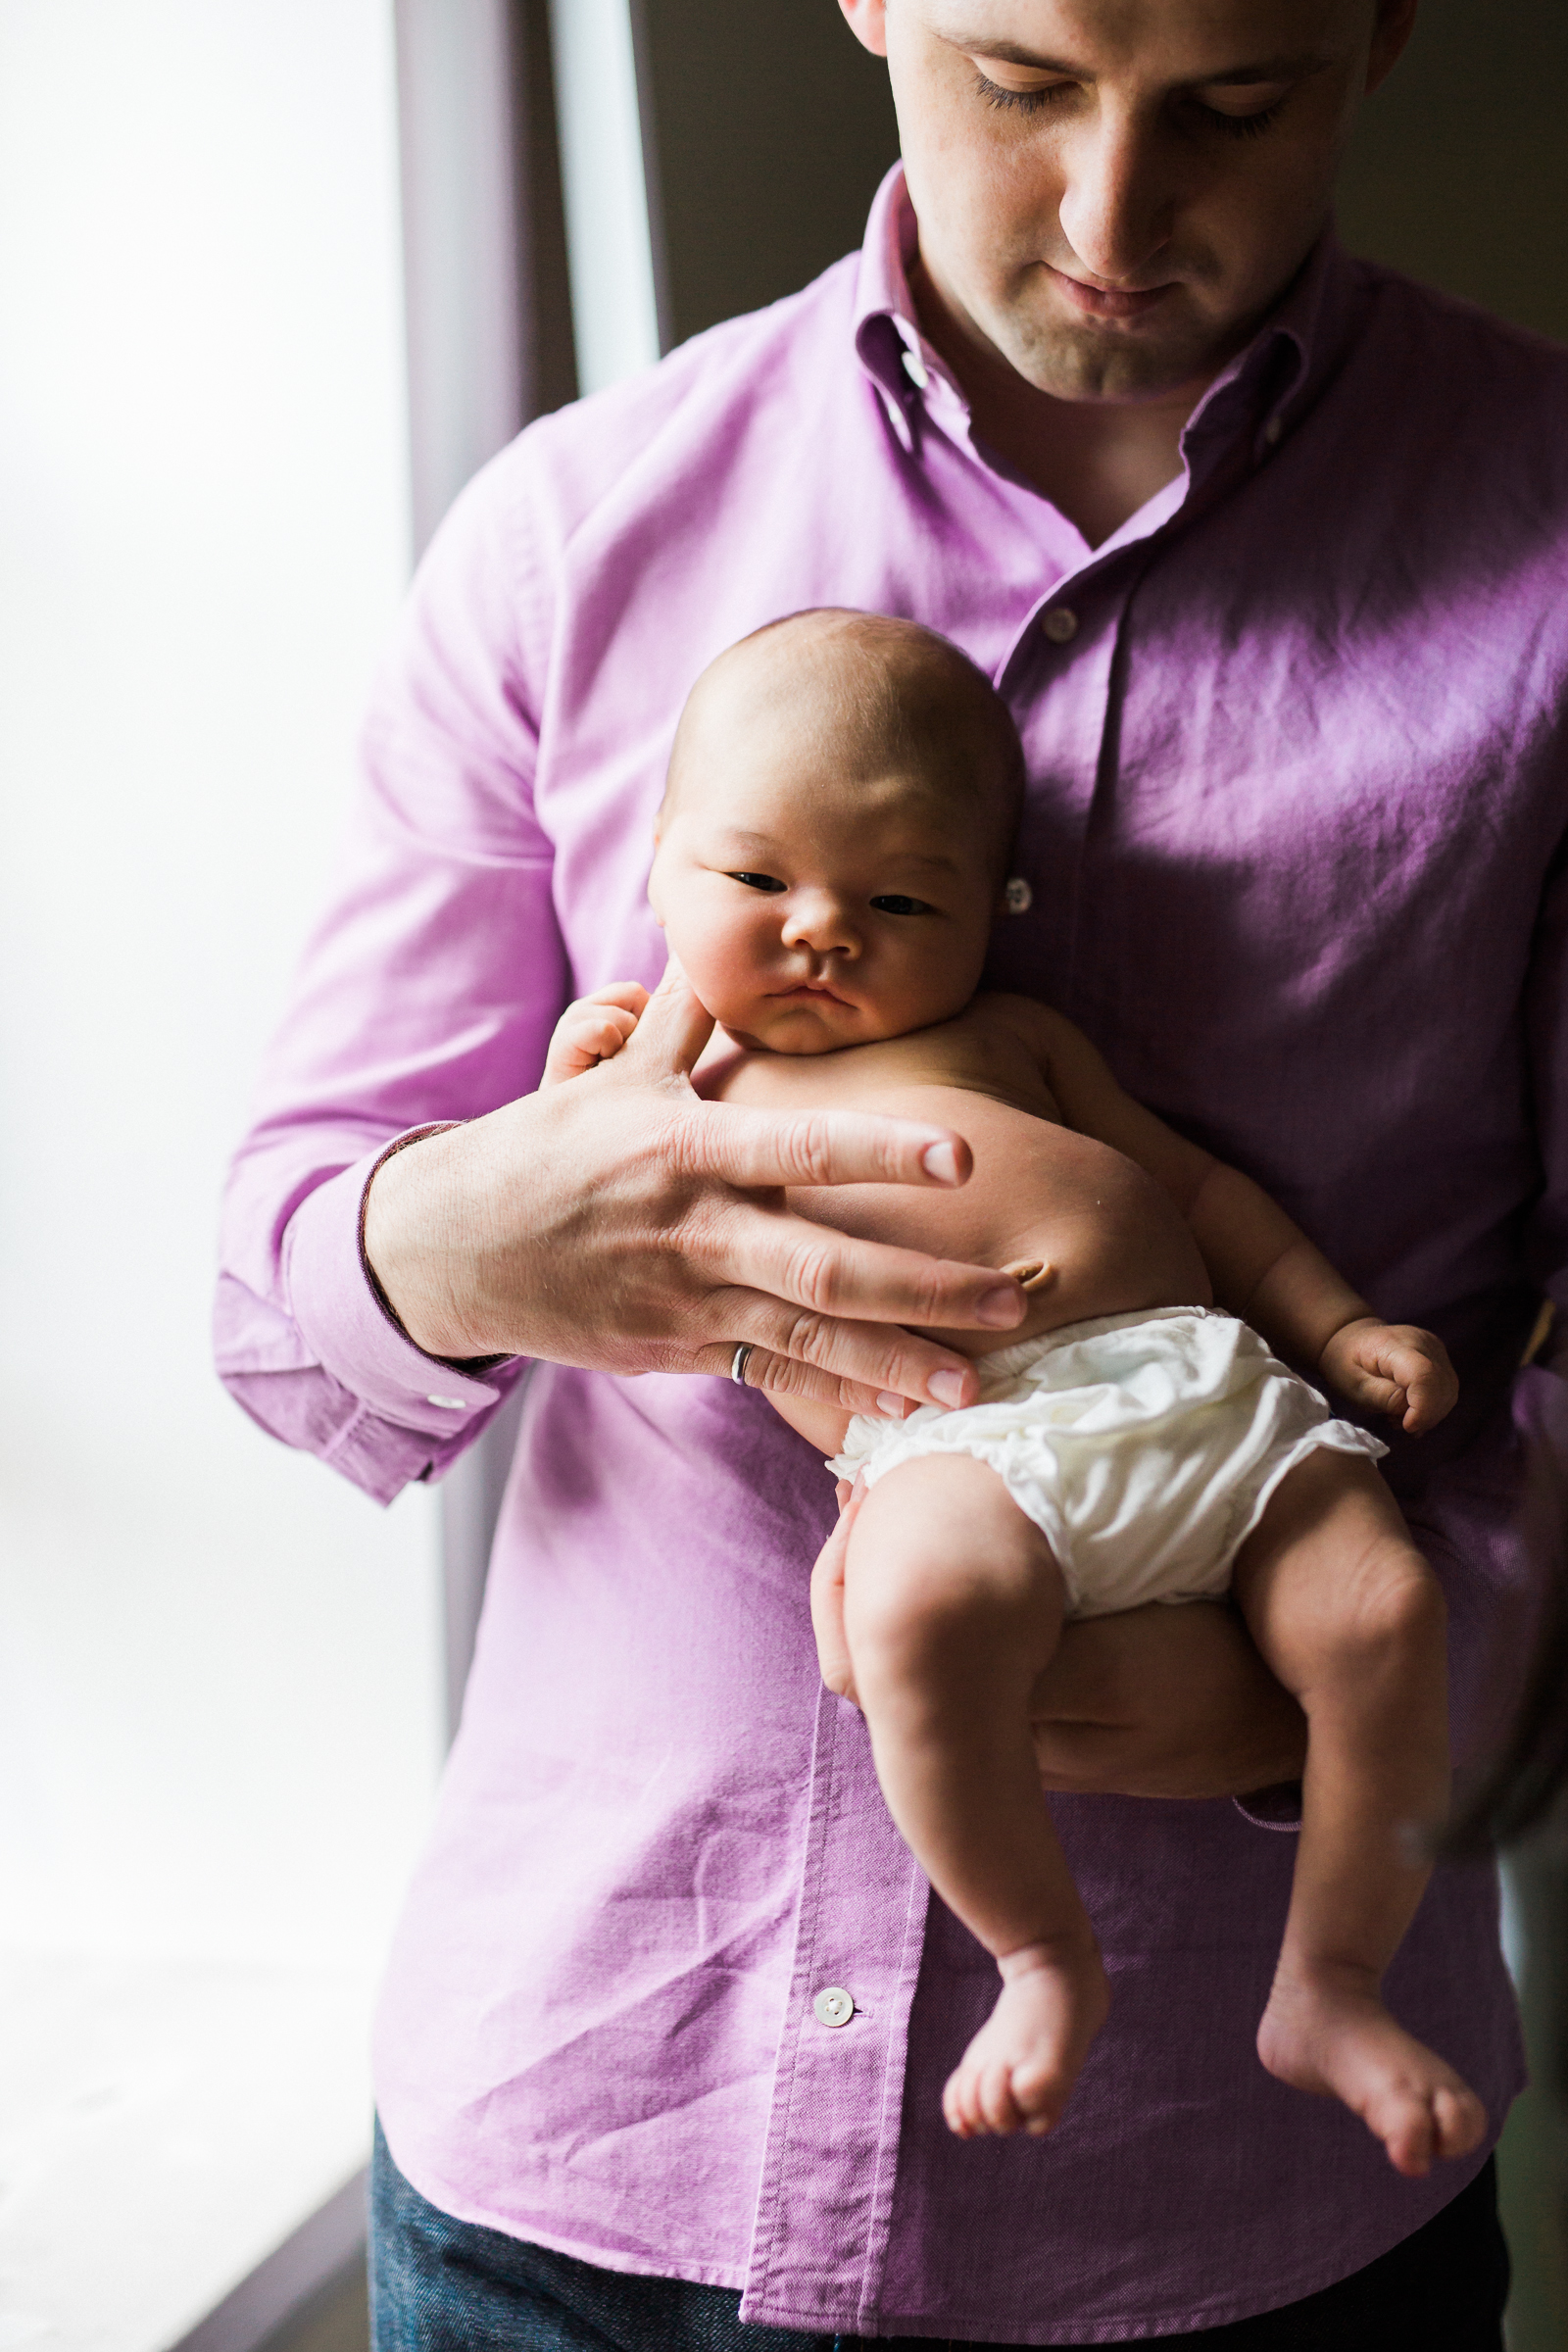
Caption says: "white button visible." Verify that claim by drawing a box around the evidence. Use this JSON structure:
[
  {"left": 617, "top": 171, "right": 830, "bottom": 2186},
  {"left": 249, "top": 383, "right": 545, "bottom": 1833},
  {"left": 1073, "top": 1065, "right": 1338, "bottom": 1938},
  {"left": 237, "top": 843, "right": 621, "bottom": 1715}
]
[
  {"left": 426, "top": 1395, "right": 467, "bottom": 1409},
  {"left": 901, "top": 346, "right": 929, "bottom": 390},
  {"left": 1004, "top": 876, "right": 1033, "bottom": 914},
  {"left": 1042, "top": 607, "right": 1078, "bottom": 644},
  {"left": 812, "top": 1985, "right": 855, "bottom": 2029},
  {"left": 1262, "top": 415, "right": 1284, "bottom": 446}
]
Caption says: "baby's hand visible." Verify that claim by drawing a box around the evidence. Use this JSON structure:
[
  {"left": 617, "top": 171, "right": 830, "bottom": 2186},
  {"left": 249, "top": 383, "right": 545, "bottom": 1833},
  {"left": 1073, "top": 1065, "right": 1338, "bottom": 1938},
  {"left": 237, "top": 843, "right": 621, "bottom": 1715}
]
[
  {"left": 540, "top": 983, "right": 650, "bottom": 1086},
  {"left": 1320, "top": 1317, "right": 1458, "bottom": 1435}
]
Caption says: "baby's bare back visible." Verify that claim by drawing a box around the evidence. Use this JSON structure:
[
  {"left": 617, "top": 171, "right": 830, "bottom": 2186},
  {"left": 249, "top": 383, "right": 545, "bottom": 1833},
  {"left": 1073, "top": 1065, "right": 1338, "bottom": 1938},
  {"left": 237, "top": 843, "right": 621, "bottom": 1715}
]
[{"left": 700, "top": 1000, "right": 1211, "bottom": 1356}]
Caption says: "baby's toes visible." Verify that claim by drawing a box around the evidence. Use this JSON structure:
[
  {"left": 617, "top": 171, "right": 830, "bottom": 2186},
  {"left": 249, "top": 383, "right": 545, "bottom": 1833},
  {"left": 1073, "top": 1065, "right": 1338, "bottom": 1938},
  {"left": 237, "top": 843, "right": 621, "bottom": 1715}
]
[
  {"left": 942, "top": 2064, "right": 983, "bottom": 2139},
  {"left": 1383, "top": 2095, "right": 1437, "bottom": 2180},
  {"left": 1012, "top": 2058, "right": 1063, "bottom": 2135},
  {"left": 1432, "top": 2084, "right": 1487, "bottom": 2163},
  {"left": 977, "top": 2058, "right": 1022, "bottom": 2136}
]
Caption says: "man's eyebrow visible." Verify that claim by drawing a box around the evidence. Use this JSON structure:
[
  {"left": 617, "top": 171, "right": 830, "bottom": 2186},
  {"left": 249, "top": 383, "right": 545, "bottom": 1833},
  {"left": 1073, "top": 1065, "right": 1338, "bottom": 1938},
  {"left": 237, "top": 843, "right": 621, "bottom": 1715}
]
[{"left": 936, "top": 30, "right": 1332, "bottom": 86}]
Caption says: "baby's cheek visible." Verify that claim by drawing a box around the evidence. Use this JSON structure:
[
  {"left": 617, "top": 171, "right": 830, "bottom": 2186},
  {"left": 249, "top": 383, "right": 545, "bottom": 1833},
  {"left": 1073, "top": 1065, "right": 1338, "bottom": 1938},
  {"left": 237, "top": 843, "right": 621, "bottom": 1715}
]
[{"left": 670, "top": 927, "right": 767, "bottom": 1025}]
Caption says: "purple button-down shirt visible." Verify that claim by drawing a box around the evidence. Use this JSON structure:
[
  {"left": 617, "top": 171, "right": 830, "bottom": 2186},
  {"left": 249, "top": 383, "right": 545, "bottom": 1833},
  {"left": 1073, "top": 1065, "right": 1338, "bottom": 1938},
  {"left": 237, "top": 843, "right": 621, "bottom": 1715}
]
[{"left": 217, "top": 169, "right": 1568, "bottom": 2339}]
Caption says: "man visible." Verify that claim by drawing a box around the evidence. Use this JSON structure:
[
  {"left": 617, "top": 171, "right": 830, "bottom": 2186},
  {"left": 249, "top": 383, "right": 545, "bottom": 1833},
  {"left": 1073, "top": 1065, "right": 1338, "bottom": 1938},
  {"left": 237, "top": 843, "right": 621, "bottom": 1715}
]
[{"left": 218, "top": 1, "right": 1568, "bottom": 2341}]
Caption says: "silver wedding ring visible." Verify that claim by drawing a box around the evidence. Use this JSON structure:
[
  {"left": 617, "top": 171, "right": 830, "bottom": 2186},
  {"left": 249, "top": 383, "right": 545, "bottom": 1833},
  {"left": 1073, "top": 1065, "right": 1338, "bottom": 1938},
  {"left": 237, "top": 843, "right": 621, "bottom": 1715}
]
[{"left": 730, "top": 1343, "right": 755, "bottom": 1388}]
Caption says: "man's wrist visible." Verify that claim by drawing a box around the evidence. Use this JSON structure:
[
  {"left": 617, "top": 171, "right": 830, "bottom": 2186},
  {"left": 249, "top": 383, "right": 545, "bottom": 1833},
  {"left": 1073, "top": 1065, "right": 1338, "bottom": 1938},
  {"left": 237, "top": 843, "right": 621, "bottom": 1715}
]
[{"left": 363, "top": 1123, "right": 495, "bottom": 1361}]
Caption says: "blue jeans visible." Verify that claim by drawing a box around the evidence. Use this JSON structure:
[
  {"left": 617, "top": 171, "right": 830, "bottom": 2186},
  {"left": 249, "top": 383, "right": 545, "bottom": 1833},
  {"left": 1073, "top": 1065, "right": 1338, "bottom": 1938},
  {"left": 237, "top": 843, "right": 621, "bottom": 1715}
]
[{"left": 368, "top": 2120, "right": 1506, "bottom": 2350}]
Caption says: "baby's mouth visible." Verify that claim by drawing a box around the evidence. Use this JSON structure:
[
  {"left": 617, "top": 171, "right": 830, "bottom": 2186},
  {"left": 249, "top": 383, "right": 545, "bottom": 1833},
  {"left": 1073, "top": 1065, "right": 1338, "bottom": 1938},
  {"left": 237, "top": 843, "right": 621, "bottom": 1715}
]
[{"left": 771, "top": 981, "right": 853, "bottom": 1006}]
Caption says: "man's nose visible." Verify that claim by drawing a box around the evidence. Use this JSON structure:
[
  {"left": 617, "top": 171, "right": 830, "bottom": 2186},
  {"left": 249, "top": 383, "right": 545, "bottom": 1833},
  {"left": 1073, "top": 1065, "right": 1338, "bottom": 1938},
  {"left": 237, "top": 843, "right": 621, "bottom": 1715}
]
[
  {"left": 781, "top": 889, "right": 858, "bottom": 955},
  {"left": 1055, "top": 104, "right": 1176, "bottom": 286}
]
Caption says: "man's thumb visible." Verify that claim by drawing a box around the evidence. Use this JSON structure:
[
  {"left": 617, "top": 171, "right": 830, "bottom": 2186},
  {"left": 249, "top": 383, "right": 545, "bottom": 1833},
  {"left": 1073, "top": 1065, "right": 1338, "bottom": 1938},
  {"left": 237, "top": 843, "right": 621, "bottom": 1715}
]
[{"left": 623, "top": 954, "right": 716, "bottom": 1077}]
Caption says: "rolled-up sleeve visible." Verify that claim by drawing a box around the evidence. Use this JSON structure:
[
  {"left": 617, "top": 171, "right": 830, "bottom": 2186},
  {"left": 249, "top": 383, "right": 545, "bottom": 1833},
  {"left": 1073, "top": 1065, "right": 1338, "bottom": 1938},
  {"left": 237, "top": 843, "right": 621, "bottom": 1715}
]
[{"left": 215, "top": 446, "right": 568, "bottom": 1503}]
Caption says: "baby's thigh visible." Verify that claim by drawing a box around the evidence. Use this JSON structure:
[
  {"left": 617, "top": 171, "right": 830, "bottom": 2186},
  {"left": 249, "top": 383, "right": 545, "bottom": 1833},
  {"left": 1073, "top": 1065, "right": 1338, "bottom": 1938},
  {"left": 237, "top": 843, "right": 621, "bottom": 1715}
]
[
  {"left": 843, "top": 1455, "right": 1066, "bottom": 1685},
  {"left": 1230, "top": 1451, "right": 1446, "bottom": 1693}
]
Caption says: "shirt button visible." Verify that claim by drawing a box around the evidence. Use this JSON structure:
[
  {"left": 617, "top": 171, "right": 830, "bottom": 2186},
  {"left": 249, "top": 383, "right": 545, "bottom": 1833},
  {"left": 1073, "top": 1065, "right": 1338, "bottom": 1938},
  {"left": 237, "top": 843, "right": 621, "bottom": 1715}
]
[
  {"left": 1262, "top": 415, "right": 1284, "bottom": 447},
  {"left": 901, "top": 346, "right": 929, "bottom": 389},
  {"left": 426, "top": 1395, "right": 468, "bottom": 1409},
  {"left": 1042, "top": 607, "right": 1078, "bottom": 644},
  {"left": 812, "top": 1985, "right": 855, "bottom": 2029}
]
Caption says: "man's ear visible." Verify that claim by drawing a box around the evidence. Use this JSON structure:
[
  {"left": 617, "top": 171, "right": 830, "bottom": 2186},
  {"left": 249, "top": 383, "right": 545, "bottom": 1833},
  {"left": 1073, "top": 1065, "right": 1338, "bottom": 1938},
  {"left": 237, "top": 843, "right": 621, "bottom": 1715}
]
[
  {"left": 1366, "top": 0, "right": 1418, "bottom": 95},
  {"left": 838, "top": 0, "right": 889, "bottom": 61}
]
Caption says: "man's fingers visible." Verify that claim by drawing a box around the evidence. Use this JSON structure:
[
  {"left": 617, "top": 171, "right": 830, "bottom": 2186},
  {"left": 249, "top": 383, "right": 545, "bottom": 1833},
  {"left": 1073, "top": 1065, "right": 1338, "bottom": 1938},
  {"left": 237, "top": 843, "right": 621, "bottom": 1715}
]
[
  {"left": 695, "top": 1292, "right": 984, "bottom": 1409},
  {"left": 619, "top": 956, "right": 715, "bottom": 1079},
  {"left": 695, "top": 1338, "right": 913, "bottom": 1420},
  {"left": 680, "top": 1099, "right": 973, "bottom": 1193},
  {"left": 708, "top": 1205, "right": 1022, "bottom": 1350}
]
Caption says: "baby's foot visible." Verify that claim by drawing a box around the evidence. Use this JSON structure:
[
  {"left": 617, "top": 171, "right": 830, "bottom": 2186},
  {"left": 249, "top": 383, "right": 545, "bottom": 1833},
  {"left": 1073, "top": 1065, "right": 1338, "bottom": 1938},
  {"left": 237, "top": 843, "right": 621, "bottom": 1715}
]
[
  {"left": 1257, "top": 1967, "right": 1488, "bottom": 2179},
  {"left": 943, "top": 1939, "right": 1109, "bottom": 2140}
]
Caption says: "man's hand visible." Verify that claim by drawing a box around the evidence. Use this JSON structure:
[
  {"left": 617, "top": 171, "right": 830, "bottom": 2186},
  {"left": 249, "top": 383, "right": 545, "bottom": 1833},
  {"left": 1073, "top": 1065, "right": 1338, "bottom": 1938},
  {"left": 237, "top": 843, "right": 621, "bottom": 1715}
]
[
  {"left": 363, "top": 960, "right": 1025, "bottom": 1414},
  {"left": 1320, "top": 1317, "right": 1458, "bottom": 1434},
  {"left": 1028, "top": 1602, "right": 1306, "bottom": 1801},
  {"left": 808, "top": 1498, "right": 1305, "bottom": 1799}
]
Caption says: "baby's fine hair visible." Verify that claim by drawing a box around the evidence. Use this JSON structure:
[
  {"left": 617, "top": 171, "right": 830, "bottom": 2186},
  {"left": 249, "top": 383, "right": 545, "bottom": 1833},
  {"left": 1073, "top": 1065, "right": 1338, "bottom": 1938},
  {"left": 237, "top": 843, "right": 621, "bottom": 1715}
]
[{"left": 667, "top": 608, "right": 1026, "bottom": 879}]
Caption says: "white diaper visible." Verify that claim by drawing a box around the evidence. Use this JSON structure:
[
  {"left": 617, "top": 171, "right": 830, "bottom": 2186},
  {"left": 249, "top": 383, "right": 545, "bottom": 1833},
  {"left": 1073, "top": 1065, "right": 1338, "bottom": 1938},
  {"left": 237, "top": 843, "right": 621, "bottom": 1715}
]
[{"left": 828, "top": 1307, "right": 1388, "bottom": 1619}]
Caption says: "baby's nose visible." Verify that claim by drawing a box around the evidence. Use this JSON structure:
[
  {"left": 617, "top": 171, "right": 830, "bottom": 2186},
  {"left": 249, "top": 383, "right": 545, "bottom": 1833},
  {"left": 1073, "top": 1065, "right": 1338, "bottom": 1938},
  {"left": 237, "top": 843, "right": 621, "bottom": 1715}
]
[{"left": 782, "top": 890, "right": 858, "bottom": 953}]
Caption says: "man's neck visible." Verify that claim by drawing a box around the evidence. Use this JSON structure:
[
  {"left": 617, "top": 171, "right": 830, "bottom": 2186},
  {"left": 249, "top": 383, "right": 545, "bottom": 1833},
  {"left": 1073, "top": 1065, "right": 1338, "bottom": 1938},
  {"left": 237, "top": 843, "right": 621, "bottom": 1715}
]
[{"left": 909, "top": 258, "right": 1206, "bottom": 551}]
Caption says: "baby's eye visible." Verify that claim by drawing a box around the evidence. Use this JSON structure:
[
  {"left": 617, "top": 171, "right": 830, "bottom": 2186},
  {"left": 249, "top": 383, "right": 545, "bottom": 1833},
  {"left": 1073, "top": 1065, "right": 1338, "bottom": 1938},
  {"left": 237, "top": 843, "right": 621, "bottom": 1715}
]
[
  {"left": 870, "top": 894, "right": 935, "bottom": 917},
  {"left": 727, "top": 870, "right": 786, "bottom": 894}
]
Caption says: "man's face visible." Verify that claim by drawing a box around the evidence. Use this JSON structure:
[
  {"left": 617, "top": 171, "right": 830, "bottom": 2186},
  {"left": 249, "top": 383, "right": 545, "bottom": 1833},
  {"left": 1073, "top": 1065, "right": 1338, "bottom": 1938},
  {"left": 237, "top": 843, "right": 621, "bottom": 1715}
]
[{"left": 844, "top": 0, "right": 1410, "bottom": 401}]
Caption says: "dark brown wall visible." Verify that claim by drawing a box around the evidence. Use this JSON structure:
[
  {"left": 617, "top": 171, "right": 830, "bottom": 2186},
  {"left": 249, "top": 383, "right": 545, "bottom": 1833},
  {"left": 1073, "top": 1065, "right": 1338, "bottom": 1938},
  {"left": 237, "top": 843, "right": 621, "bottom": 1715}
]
[
  {"left": 635, "top": 0, "right": 1568, "bottom": 352},
  {"left": 1336, "top": 0, "right": 1568, "bottom": 344},
  {"left": 634, "top": 0, "right": 898, "bottom": 348}
]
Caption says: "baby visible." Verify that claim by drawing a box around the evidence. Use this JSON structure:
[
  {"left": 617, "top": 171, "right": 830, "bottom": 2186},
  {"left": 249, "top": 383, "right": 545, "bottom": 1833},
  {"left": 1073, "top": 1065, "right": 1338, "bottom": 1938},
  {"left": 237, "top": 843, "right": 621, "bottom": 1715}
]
[{"left": 543, "top": 610, "right": 1488, "bottom": 2180}]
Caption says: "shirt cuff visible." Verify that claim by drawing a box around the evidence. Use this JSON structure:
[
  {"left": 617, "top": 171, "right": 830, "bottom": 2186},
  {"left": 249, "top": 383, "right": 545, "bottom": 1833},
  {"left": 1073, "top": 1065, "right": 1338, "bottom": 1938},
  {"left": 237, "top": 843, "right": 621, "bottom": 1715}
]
[{"left": 283, "top": 1128, "right": 518, "bottom": 1440}]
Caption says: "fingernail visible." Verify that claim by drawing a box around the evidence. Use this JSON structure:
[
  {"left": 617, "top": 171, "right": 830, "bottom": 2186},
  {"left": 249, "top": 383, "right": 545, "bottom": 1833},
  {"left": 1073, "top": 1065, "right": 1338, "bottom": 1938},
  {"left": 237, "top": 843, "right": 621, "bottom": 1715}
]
[
  {"left": 877, "top": 1392, "right": 906, "bottom": 1419},
  {"left": 928, "top": 1369, "right": 967, "bottom": 1408},
  {"left": 921, "top": 1140, "right": 960, "bottom": 1184},
  {"left": 975, "top": 1285, "right": 1023, "bottom": 1327}
]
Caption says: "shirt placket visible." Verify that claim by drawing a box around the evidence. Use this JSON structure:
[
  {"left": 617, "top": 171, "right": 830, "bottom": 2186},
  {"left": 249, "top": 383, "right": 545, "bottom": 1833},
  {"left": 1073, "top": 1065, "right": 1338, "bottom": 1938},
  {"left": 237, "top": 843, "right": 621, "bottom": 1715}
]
[
  {"left": 741, "top": 1684, "right": 931, "bottom": 2334},
  {"left": 745, "top": 337, "right": 1277, "bottom": 2339}
]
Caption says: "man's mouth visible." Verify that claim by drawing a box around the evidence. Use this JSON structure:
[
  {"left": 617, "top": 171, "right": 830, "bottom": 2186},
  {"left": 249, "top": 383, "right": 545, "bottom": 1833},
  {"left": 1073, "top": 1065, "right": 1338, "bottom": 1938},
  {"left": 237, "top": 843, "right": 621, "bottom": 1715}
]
[{"left": 1047, "top": 265, "right": 1176, "bottom": 321}]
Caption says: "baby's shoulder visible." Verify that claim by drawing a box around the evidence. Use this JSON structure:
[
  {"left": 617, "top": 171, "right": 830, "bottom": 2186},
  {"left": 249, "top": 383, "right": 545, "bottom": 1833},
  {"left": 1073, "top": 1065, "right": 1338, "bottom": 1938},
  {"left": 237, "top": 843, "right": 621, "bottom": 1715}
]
[{"left": 964, "top": 991, "right": 1080, "bottom": 1063}]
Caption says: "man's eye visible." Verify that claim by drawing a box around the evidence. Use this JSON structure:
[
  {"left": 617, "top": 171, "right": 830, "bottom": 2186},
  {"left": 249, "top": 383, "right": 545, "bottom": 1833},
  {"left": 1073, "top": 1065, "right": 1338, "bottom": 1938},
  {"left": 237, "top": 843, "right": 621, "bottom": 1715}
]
[
  {"left": 727, "top": 870, "right": 786, "bottom": 893},
  {"left": 870, "top": 894, "right": 934, "bottom": 917},
  {"left": 1194, "top": 100, "right": 1283, "bottom": 141},
  {"left": 973, "top": 69, "right": 1072, "bottom": 116}
]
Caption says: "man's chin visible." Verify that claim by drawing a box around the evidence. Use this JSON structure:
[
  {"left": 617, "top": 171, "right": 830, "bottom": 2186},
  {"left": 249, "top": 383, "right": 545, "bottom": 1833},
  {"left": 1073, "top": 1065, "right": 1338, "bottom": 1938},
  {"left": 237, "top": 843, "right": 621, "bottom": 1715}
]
[{"left": 1000, "top": 299, "right": 1237, "bottom": 405}]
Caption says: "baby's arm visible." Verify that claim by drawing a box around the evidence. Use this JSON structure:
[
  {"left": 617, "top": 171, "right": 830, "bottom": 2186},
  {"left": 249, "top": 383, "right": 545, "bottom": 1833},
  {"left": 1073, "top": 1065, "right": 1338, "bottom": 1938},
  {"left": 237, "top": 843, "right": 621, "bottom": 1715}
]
[{"left": 1004, "top": 1001, "right": 1457, "bottom": 1435}]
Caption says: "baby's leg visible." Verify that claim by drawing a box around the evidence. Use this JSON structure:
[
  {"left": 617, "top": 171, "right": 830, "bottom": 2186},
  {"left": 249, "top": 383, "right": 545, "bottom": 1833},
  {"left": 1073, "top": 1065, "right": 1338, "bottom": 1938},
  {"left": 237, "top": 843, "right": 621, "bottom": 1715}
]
[
  {"left": 842, "top": 1455, "right": 1109, "bottom": 2138},
  {"left": 1230, "top": 1451, "right": 1487, "bottom": 2178}
]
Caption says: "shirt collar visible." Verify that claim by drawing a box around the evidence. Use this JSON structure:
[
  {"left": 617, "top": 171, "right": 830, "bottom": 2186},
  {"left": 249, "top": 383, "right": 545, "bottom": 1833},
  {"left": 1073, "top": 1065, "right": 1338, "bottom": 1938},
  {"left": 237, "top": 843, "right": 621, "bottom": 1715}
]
[{"left": 852, "top": 161, "right": 1357, "bottom": 479}]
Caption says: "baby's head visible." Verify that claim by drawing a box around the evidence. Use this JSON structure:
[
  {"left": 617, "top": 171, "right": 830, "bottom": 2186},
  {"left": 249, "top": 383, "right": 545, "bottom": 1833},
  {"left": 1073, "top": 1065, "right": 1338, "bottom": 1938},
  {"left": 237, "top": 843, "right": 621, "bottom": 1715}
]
[{"left": 649, "top": 610, "right": 1024, "bottom": 1054}]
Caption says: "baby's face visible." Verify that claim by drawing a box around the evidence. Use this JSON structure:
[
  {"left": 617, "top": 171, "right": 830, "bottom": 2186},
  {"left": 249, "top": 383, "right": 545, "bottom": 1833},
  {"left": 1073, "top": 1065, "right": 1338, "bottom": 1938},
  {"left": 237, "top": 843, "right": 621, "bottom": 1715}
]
[{"left": 649, "top": 740, "right": 998, "bottom": 1054}]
